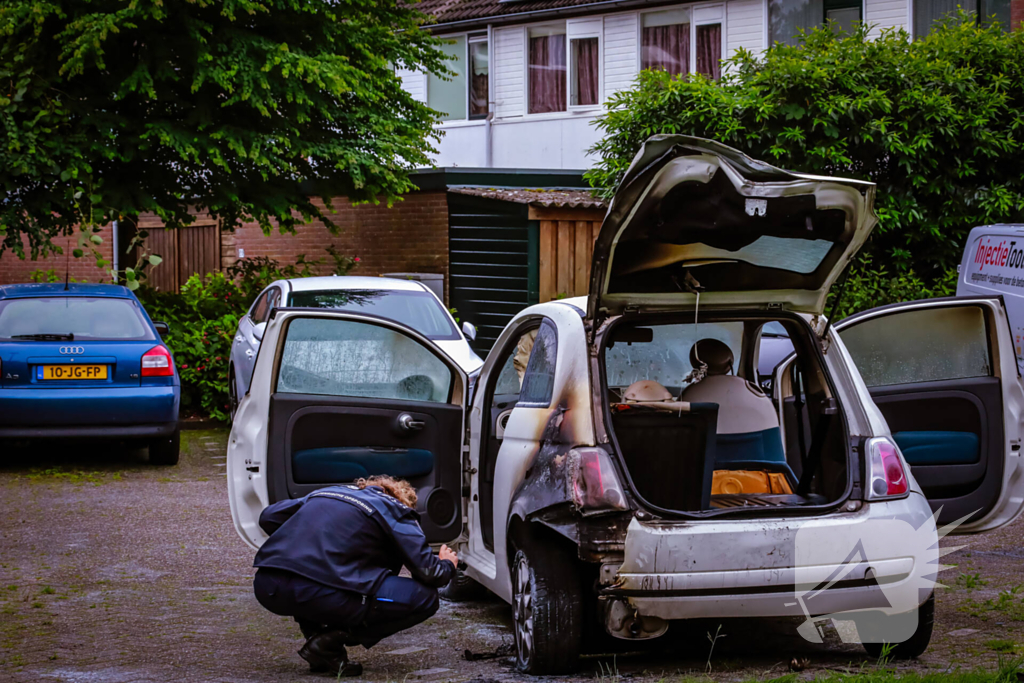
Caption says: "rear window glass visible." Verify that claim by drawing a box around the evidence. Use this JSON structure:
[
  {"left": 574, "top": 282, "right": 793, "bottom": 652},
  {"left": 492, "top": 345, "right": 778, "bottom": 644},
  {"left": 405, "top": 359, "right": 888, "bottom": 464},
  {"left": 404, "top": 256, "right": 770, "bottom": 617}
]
[
  {"left": 604, "top": 322, "right": 743, "bottom": 395},
  {"left": 288, "top": 290, "right": 458, "bottom": 340},
  {"left": 0, "top": 297, "right": 153, "bottom": 341},
  {"left": 276, "top": 317, "right": 453, "bottom": 402}
]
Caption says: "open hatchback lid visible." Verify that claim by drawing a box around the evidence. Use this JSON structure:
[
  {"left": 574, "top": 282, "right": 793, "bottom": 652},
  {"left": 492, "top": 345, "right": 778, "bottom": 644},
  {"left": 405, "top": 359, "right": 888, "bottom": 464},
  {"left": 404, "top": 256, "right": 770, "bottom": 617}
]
[{"left": 587, "top": 135, "right": 878, "bottom": 320}]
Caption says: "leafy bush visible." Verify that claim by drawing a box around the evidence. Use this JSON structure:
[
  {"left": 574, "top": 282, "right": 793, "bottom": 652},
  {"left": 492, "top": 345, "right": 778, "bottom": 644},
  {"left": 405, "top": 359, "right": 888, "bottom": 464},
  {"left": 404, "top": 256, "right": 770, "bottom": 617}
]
[
  {"left": 586, "top": 13, "right": 1024, "bottom": 316},
  {"left": 827, "top": 257, "right": 957, "bottom": 321},
  {"left": 138, "top": 273, "right": 243, "bottom": 422}
]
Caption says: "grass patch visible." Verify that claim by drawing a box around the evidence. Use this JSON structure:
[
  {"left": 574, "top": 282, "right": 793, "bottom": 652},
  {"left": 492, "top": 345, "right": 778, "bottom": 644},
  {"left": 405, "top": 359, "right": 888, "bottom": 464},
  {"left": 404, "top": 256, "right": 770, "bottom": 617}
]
[
  {"left": 21, "top": 466, "right": 123, "bottom": 485},
  {"left": 957, "top": 572, "right": 990, "bottom": 591},
  {"left": 676, "top": 660, "right": 1024, "bottom": 683},
  {"left": 39, "top": 586, "right": 54, "bottom": 595},
  {"left": 987, "top": 640, "right": 1018, "bottom": 653}
]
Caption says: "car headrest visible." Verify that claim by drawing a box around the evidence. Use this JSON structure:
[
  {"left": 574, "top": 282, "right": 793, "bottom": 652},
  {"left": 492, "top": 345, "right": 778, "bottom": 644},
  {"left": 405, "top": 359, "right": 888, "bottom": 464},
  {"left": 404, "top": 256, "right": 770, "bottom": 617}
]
[
  {"left": 690, "top": 338, "right": 733, "bottom": 375},
  {"left": 623, "top": 379, "right": 673, "bottom": 403}
]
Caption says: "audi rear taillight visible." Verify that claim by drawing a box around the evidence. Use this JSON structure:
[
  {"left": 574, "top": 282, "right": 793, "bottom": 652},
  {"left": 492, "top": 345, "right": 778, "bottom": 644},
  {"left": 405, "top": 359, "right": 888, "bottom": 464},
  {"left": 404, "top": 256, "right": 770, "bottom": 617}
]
[
  {"left": 569, "top": 448, "right": 628, "bottom": 511},
  {"left": 866, "top": 437, "right": 909, "bottom": 499},
  {"left": 141, "top": 345, "right": 175, "bottom": 377}
]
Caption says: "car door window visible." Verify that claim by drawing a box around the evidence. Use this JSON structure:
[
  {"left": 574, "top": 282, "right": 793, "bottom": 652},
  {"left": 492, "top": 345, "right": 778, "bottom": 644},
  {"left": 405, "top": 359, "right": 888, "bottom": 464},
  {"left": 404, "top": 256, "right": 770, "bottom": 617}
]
[
  {"left": 275, "top": 317, "right": 453, "bottom": 403},
  {"left": 518, "top": 321, "right": 557, "bottom": 407},
  {"left": 265, "top": 288, "right": 281, "bottom": 318},
  {"left": 250, "top": 291, "right": 271, "bottom": 324},
  {"left": 840, "top": 306, "right": 991, "bottom": 387}
]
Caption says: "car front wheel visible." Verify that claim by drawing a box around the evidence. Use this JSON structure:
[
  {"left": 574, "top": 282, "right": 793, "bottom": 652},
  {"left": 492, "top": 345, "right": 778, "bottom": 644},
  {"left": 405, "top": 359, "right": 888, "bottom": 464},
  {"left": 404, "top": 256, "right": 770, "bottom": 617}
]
[
  {"left": 509, "top": 526, "right": 583, "bottom": 674},
  {"left": 150, "top": 428, "right": 181, "bottom": 466}
]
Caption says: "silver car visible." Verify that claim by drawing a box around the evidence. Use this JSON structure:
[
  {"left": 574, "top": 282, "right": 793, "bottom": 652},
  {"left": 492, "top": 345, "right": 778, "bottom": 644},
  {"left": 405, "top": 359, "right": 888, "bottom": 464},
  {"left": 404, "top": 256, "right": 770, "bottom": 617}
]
[{"left": 228, "top": 276, "right": 484, "bottom": 415}]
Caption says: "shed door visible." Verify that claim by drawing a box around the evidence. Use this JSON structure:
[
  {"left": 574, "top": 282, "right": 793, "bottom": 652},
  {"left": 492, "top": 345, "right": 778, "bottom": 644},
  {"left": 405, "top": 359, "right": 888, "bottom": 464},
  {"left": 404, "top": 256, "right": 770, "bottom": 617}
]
[{"left": 448, "top": 194, "right": 533, "bottom": 354}]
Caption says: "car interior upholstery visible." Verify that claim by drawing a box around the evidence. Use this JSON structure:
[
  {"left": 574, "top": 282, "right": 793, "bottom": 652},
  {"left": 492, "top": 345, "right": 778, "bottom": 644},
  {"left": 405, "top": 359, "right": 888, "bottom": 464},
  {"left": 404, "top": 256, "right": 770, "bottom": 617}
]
[{"left": 603, "top": 315, "right": 845, "bottom": 515}]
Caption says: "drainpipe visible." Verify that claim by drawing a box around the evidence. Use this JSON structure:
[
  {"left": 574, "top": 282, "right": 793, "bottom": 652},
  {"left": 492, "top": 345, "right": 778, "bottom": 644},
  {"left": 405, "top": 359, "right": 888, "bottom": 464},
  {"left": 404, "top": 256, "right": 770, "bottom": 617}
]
[
  {"left": 484, "top": 113, "right": 494, "bottom": 168},
  {"left": 111, "top": 220, "right": 119, "bottom": 281}
]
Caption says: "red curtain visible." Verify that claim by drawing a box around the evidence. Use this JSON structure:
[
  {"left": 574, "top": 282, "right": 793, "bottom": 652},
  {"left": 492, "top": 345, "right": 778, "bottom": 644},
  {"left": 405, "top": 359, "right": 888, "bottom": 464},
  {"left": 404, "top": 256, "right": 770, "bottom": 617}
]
[
  {"left": 529, "top": 34, "right": 566, "bottom": 114},
  {"left": 695, "top": 24, "right": 722, "bottom": 80},
  {"left": 573, "top": 38, "right": 599, "bottom": 106},
  {"left": 641, "top": 23, "right": 690, "bottom": 75}
]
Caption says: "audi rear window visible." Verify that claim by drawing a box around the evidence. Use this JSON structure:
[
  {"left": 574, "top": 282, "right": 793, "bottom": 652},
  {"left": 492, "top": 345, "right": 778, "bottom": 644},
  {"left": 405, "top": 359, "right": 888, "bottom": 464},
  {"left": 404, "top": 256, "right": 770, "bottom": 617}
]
[{"left": 0, "top": 297, "right": 155, "bottom": 341}]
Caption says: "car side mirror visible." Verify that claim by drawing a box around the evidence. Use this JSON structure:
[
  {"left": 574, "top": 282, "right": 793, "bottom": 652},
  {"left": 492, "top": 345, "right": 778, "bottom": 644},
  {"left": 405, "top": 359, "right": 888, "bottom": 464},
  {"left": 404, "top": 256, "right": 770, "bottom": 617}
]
[
  {"left": 253, "top": 322, "right": 267, "bottom": 342},
  {"left": 462, "top": 321, "right": 477, "bottom": 342},
  {"left": 154, "top": 321, "right": 170, "bottom": 338}
]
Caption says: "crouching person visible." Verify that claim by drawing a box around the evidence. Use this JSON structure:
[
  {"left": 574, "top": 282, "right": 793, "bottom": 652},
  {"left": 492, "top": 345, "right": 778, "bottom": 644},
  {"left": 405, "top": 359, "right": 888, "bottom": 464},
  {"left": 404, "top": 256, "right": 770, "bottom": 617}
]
[{"left": 252, "top": 476, "right": 457, "bottom": 676}]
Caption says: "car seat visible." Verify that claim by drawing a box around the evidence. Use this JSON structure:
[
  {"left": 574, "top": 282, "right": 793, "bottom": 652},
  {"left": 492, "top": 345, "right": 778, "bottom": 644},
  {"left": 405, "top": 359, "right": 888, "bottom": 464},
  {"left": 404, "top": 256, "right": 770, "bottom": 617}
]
[{"left": 681, "top": 339, "right": 793, "bottom": 483}]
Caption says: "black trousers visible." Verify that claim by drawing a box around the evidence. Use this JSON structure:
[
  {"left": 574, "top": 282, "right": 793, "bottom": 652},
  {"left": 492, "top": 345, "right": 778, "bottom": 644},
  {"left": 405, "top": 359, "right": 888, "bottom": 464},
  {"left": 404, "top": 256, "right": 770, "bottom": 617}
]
[{"left": 253, "top": 568, "right": 439, "bottom": 649}]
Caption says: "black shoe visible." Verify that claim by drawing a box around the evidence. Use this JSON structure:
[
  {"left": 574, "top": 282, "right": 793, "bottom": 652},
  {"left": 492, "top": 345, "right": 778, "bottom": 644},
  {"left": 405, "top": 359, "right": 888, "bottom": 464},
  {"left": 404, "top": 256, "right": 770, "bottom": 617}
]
[{"left": 298, "top": 630, "right": 357, "bottom": 674}]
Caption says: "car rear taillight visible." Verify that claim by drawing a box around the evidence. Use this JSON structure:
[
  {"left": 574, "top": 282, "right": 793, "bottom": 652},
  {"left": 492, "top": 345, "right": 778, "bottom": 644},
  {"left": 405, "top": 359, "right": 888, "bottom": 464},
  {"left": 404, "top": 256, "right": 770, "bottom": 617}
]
[
  {"left": 141, "top": 345, "right": 175, "bottom": 377},
  {"left": 569, "top": 447, "right": 628, "bottom": 511},
  {"left": 866, "top": 437, "right": 909, "bottom": 499}
]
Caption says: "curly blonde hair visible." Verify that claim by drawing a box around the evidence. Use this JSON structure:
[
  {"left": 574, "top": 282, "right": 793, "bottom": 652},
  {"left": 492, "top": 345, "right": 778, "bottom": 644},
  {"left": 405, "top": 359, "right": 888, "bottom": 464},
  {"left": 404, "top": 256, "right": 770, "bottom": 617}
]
[{"left": 356, "top": 475, "right": 418, "bottom": 509}]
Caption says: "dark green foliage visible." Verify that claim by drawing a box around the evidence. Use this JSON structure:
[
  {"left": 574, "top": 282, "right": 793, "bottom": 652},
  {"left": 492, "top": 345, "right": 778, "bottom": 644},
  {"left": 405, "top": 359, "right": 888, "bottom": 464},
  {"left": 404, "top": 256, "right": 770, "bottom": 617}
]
[
  {"left": 0, "top": 0, "right": 449, "bottom": 261},
  {"left": 586, "top": 14, "right": 1024, "bottom": 316}
]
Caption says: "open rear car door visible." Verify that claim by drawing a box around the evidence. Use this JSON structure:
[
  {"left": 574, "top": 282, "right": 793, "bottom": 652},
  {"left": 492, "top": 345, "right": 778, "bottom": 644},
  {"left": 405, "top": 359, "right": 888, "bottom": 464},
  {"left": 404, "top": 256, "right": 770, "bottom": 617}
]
[
  {"left": 228, "top": 309, "right": 468, "bottom": 549},
  {"left": 836, "top": 297, "right": 1024, "bottom": 532}
]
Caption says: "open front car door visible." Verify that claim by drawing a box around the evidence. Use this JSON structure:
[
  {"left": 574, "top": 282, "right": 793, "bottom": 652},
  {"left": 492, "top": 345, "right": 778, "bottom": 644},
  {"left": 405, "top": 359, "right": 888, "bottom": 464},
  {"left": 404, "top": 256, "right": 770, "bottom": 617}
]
[
  {"left": 228, "top": 309, "right": 468, "bottom": 549},
  {"left": 836, "top": 297, "right": 1024, "bottom": 532}
]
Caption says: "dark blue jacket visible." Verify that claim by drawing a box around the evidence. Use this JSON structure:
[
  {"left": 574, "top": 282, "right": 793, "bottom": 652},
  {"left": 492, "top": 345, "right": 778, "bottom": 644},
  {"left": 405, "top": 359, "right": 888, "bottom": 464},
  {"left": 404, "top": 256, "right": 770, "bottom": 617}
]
[{"left": 253, "top": 486, "right": 454, "bottom": 597}]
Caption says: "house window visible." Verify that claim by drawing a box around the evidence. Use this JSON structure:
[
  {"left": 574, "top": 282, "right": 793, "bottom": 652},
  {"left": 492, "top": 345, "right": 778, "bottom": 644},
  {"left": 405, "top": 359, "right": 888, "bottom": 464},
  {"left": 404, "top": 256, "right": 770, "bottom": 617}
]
[
  {"left": 469, "top": 36, "right": 489, "bottom": 119},
  {"left": 427, "top": 33, "right": 490, "bottom": 122},
  {"left": 914, "top": 0, "right": 1011, "bottom": 37},
  {"left": 641, "top": 8, "right": 691, "bottom": 75},
  {"left": 570, "top": 36, "right": 600, "bottom": 106},
  {"left": 768, "top": 0, "right": 863, "bottom": 46},
  {"left": 640, "top": 6, "right": 722, "bottom": 80},
  {"left": 528, "top": 25, "right": 567, "bottom": 114},
  {"left": 695, "top": 23, "right": 722, "bottom": 79}
]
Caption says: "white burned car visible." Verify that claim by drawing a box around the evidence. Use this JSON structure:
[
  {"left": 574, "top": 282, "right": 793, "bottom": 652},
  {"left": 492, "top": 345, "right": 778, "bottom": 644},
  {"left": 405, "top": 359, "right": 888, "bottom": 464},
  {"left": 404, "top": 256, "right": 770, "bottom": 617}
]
[{"left": 229, "top": 136, "right": 1024, "bottom": 674}]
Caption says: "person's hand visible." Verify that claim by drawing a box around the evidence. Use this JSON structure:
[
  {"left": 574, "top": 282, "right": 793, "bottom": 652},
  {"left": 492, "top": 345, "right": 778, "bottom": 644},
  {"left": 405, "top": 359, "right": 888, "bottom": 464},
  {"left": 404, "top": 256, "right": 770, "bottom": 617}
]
[{"left": 439, "top": 544, "right": 458, "bottom": 567}]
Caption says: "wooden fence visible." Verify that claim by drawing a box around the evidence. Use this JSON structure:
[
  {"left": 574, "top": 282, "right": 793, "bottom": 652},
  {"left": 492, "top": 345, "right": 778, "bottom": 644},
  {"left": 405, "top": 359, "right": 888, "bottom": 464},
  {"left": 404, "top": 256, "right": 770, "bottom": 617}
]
[
  {"left": 141, "top": 218, "right": 221, "bottom": 293},
  {"left": 532, "top": 207, "right": 605, "bottom": 302}
]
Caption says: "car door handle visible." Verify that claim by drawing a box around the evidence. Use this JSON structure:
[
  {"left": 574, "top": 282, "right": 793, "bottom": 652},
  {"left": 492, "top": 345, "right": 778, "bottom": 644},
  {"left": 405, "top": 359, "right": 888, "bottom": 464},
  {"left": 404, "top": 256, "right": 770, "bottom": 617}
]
[{"left": 397, "top": 414, "right": 425, "bottom": 432}]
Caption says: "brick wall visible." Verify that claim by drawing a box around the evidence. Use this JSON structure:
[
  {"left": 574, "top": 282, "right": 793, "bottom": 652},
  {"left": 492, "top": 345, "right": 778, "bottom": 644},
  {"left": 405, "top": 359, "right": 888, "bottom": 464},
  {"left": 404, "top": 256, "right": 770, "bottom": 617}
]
[
  {"left": 1013, "top": 0, "right": 1024, "bottom": 30},
  {"left": 227, "top": 191, "right": 451, "bottom": 301},
  {"left": 0, "top": 226, "right": 115, "bottom": 285}
]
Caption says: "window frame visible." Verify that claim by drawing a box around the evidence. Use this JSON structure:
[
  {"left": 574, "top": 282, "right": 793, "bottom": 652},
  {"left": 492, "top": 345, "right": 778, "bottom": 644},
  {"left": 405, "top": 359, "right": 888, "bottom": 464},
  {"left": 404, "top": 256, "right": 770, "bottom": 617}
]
[
  {"left": 524, "top": 21, "right": 569, "bottom": 116},
  {"left": 765, "top": 0, "right": 866, "bottom": 46},
  {"left": 516, "top": 318, "right": 559, "bottom": 408},
  {"left": 910, "top": 0, "right": 1010, "bottom": 39},
  {"left": 638, "top": 2, "right": 726, "bottom": 80},
  {"left": 427, "top": 31, "right": 490, "bottom": 123},
  {"left": 567, "top": 18, "right": 603, "bottom": 111}
]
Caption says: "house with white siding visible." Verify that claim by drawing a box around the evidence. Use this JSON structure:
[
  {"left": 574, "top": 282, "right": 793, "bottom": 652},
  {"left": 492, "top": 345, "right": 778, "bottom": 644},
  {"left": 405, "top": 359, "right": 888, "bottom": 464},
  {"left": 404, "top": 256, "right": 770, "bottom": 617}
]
[{"left": 402, "top": 0, "right": 1021, "bottom": 170}]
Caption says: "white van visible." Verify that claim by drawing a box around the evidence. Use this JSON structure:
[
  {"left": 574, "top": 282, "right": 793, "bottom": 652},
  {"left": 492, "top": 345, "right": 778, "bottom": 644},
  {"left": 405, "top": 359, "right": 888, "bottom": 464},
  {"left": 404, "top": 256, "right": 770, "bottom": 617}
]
[{"left": 957, "top": 225, "right": 1024, "bottom": 375}]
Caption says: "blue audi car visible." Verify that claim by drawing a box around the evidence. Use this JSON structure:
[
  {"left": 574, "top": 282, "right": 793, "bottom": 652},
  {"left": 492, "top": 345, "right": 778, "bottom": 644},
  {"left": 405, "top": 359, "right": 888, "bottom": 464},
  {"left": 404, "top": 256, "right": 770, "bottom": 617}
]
[{"left": 0, "top": 283, "right": 181, "bottom": 464}]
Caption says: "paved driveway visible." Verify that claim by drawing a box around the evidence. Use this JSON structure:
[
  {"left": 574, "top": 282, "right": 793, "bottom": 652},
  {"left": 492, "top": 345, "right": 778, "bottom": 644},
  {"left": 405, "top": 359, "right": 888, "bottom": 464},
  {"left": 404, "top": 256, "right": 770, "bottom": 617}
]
[{"left": 1, "top": 430, "right": 1022, "bottom": 682}]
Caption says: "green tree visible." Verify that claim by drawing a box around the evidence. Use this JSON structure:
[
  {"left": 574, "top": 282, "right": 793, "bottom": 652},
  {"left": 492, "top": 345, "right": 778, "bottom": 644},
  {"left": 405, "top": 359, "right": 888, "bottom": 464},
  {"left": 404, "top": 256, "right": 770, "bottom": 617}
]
[
  {"left": 586, "top": 14, "right": 1024, "bottom": 292},
  {"left": 0, "top": 0, "right": 450, "bottom": 272}
]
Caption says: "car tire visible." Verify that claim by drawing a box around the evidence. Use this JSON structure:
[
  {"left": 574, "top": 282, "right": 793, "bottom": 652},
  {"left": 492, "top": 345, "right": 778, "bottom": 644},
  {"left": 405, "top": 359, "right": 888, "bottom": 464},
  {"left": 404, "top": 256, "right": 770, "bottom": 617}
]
[
  {"left": 150, "top": 428, "right": 181, "bottom": 466},
  {"left": 439, "top": 568, "right": 487, "bottom": 602},
  {"left": 862, "top": 593, "right": 934, "bottom": 660},
  {"left": 228, "top": 366, "right": 239, "bottom": 420},
  {"left": 509, "top": 525, "right": 583, "bottom": 674}
]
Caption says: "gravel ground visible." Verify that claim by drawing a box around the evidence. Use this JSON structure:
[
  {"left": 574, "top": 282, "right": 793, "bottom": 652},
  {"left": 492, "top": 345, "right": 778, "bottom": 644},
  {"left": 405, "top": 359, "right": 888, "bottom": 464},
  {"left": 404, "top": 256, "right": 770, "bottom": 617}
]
[{"left": 1, "top": 429, "right": 1022, "bottom": 683}]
